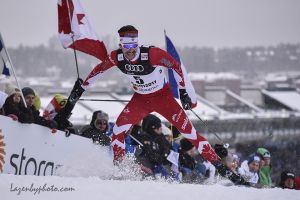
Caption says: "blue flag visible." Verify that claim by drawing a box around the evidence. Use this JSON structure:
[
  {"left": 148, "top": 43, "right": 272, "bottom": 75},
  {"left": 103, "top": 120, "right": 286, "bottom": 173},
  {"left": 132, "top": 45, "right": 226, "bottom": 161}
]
[
  {"left": 0, "top": 35, "right": 10, "bottom": 76},
  {"left": 165, "top": 34, "right": 197, "bottom": 107},
  {"left": 165, "top": 35, "right": 180, "bottom": 98}
]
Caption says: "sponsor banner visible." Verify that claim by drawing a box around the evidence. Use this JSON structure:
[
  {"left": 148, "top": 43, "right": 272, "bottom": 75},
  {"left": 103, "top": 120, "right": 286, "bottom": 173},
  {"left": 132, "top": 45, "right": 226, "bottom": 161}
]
[{"left": 0, "top": 115, "right": 102, "bottom": 176}]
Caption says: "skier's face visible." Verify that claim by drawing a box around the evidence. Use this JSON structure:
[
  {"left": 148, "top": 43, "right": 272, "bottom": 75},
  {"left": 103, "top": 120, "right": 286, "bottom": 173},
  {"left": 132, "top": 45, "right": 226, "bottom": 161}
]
[{"left": 120, "top": 43, "right": 138, "bottom": 61}]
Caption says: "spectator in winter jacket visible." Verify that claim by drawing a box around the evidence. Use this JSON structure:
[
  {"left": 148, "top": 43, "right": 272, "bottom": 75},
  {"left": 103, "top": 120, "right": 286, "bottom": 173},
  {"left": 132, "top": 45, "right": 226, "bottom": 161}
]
[
  {"left": 21, "top": 87, "right": 57, "bottom": 129},
  {"left": 3, "top": 85, "right": 33, "bottom": 122},
  {"left": 256, "top": 147, "right": 272, "bottom": 187},
  {"left": 214, "top": 144, "right": 240, "bottom": 174},
  {"left": 0, "top": 91, "right": 8, "bottom": 115},
  {"left": 80, "top": 110, "right": 111, "bottom": 146},
  {"left": 279, "top": 171, "right": 300, "bottom": 190},
  {"left": 179, "top": 138, "right": 207, "bottom": 183},
  {"left": 238, "top": 154, "right": 261, "bottom": 184},
  {"left": 134, "top": 114, "right": 172, "bottom": 177}
]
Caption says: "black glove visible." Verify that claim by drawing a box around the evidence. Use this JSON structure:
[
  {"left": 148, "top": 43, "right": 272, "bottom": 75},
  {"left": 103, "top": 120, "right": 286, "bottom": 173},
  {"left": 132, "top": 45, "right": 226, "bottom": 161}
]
[
  {"left": 214, "top": 144, "right": 228, "bottom": 159},
  {"left": 54, "top": 78, "right": 83, "bottom": 129},
  {"left": 47, "top": 120, "right": 58, "bottom": 129},
  {"left": 69, "top": 78, "right": 84, "bottom": 105},
  {"left": 179, "top": 89, "right": 192, "bottom": 110},
  {"left": 54, "top": 116, "right": 73, "bottom": 130}
]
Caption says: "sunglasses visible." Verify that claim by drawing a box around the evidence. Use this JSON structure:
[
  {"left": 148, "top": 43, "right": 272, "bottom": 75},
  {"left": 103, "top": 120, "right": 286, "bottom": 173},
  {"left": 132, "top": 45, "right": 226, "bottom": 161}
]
[{"left": 122, "top": 43, "right": 138, "bottom": 49}]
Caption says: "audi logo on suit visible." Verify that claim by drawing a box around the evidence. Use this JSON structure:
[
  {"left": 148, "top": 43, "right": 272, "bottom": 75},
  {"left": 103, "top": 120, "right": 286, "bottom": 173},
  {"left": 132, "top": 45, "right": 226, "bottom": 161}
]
[{"left": 125, "top": 64, "right": 144, "bottom": 72}]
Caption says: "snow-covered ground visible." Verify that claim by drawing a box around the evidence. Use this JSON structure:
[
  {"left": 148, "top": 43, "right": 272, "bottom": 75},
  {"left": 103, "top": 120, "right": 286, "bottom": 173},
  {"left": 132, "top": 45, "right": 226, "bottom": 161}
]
[
  {"left": 1, "top": 173, "right": 298, "bottom": 200},
  {"left": 1, "top": 146, "right": 299, "bottom": 200},
  {"left": 1, "top": 135, "right": 299, "bottom": 200}
]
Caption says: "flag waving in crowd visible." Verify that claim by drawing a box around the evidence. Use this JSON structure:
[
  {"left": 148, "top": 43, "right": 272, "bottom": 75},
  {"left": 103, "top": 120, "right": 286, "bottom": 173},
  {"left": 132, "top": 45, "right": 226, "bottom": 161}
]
[
  {"left": 0, "top": 33, "right": 11, "bottom": 76},
  {"left": 165, "top": 33, "right": 197, "bottom": 108},
  {"left": 58, "top": 0, "right": 108, "bottom": 61}
]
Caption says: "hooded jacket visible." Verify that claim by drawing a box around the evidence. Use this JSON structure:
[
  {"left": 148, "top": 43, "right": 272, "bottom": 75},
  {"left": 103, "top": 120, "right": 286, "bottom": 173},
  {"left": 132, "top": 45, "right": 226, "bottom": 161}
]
[{"left": 81, "top": 110, "right": 111, "bottom": 146}]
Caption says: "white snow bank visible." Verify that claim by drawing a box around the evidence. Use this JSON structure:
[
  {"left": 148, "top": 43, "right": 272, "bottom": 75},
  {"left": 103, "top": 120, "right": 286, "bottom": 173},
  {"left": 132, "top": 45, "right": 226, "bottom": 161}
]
[{"left": 0, "top": 174, "right": 298, "bottom": 200}]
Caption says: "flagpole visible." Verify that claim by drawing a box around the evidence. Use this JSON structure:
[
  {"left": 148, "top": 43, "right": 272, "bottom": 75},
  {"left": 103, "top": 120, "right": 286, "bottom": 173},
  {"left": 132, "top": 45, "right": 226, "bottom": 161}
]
[
  {"left": 164, "top": 29, "right": 167, "bottom": 51},
  {"left": 0, "top": 33, "right": 27, "bottom": 108},
  {"left": 66, "top": 0, "right": 80, "bottom": 79}
]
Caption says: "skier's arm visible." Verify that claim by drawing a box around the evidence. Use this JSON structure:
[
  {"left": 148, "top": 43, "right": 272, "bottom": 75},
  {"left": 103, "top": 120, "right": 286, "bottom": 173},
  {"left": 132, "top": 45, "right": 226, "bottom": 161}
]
[
  {"left": 82, "top": 57, "right": 116, "bottom": 90},
  {"left": 54, "top": 55, "right": 115, "bottom": 128},
  {"left": 149, "top": 47, "right": 185, "bottom": 89},
  {"left": 149, "top": 47, "right": 192, "bottom": 109}
]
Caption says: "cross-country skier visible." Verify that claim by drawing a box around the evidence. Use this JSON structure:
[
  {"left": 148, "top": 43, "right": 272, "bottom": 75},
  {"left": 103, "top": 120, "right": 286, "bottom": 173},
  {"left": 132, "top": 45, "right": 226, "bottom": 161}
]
[{"left": 59, "top": 25, "right": 250, "bottom": 186}]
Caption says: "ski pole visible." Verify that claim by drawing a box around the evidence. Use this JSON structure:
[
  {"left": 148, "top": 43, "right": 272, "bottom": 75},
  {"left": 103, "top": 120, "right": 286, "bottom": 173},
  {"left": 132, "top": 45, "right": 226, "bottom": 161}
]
[
  {"left": 189, "top": 108, "right": 229, "bottom": 148},
  {"left": 79, "top": 98, "right": 130, "bottom": 102},
  {"left": 128, "top": 134, "right": 143, "bottom": 147}
]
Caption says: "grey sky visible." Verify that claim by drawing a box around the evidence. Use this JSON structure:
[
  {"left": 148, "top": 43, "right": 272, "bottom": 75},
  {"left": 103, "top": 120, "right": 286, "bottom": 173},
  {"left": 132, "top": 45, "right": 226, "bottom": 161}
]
[{"left": 0, "top": 0, "right": 300, "bottom": 48}]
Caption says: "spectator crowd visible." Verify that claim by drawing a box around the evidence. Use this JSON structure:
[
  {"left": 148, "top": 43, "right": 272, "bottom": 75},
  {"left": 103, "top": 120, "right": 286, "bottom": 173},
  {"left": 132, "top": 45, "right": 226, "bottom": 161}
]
[{"left": 0, "top": 84, "right": 299, "bottom": 190}]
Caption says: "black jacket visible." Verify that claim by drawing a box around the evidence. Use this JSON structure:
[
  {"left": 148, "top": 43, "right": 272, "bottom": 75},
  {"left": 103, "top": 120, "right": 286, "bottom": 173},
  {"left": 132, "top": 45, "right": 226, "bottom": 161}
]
[
  {"left": 81, "top": 125, "right": 111, "bottom": 146},
  {"left": 136, "top": 130, "right": 171, "bottom": 168},
  {"left": 179, "top": 150, "right": 196, "bottom": 170},
  {"left": 3, "top": 97, "right": 34, "bottom": 123},
  {"left": 3, "top": 96, "right": 57, "bottom": 128}
]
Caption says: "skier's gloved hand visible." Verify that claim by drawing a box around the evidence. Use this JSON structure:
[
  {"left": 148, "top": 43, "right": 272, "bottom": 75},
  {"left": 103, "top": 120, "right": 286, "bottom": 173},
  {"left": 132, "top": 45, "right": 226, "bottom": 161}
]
[
  {"left": 179, "top": 89, "right": 192, "bottom": 110},
  {"left": 214, "top": 144, "right": 228, "bottom": 159},
  {"left": 47, "top": 119, "right": 58, "bottom": 129},
  {"left": 54, "top": 114, "right": 73, "bottom": 130},
  {"left": 69, "top": 78, "right": 85, "bottom": 104}
]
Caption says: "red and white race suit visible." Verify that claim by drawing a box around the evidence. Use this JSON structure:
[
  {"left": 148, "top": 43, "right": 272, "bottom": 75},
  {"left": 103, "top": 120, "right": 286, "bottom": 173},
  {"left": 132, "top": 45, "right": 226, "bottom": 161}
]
[{"left": 82, "top": 46, "right": 219, "bottom": 163}]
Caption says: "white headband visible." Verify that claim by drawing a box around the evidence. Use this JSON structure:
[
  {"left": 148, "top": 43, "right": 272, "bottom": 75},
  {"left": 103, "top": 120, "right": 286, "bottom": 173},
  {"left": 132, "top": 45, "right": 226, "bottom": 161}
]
[{"left": 120, "top": 37, "right": 138, "bottom": 44}]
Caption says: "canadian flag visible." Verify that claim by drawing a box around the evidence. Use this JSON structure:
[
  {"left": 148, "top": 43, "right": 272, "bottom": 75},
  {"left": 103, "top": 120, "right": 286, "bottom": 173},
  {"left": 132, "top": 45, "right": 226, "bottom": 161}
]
[{"left": 57, "top": 0, "right": 108, "bottom": 61}]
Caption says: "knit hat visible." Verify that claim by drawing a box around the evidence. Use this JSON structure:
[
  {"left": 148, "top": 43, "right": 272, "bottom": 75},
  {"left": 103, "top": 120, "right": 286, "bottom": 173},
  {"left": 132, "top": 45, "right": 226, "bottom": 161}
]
[
  {"left": 180, "top": 138, "right": 194, "bottom": 152},
  {"left": 142, "top": 114, "right": 162, "bottom": 132},
  {"left": 256, "top": 147, "right": 271, "bottom": 158},
  {"left": 247, "top": 154, "right": 261, "bottom": 164},
  {"left": 281, "top": 171, "right": 295, "bottom": 182},
  {"left": 22, "top": 87, "right": 35, "bottom": 97},
  {"left": 0, "top": 91, "right": 8, "bottom": 108},
  {"left": 5, "top": 84, "right": 21, "bottom": 97}
]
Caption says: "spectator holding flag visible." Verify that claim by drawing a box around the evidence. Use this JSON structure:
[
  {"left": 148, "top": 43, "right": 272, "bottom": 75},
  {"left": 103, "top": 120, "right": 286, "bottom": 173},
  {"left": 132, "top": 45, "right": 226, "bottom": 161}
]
[
  {"left": 3, "top": 85, "right": 32, "bottom": 122},
  {"left": 21, "top": 87, "right": 57, "bottom": 129}
]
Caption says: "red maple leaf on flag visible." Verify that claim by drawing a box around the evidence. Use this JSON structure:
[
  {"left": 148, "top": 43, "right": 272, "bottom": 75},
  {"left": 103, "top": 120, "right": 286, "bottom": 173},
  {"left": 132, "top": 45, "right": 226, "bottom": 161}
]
[
  {"left": 77, "top": 14, "right": 85, "bottom": 25},
  {"left": 57, "top": 0, "right": 109, "bottom": 61},
  {"left": 58, "top": 0, "right": 74, "bottom": 34}
]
